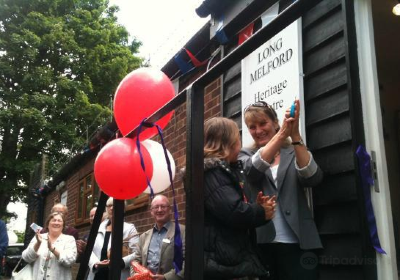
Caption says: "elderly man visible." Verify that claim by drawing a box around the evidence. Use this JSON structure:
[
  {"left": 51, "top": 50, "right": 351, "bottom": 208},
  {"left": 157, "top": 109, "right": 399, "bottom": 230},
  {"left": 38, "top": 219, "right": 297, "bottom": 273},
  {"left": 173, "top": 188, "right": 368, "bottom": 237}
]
[
  {"left": 133, "top": 195, "right": 185, "bottom": 280},
  {"left": 77, "top": 207, "right": 106, "bottom": 256}
]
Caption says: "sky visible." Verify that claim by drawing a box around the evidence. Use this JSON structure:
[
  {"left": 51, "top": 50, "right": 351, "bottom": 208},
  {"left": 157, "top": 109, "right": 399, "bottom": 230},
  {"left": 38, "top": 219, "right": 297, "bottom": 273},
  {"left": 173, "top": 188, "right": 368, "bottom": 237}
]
[
  {"left": 7, "top": 201, "right": 27, "bottom": 232},
  {"left": 109, "top": 0, "right": 210, "bottom": 69},
  {"left": 6, "top": 0, "right": 209, "bottom": 234}
]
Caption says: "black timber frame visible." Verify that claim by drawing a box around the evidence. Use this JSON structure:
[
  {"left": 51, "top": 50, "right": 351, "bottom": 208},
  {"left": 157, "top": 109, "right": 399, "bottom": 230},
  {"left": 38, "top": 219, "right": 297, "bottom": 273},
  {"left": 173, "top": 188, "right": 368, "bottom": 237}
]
[{"left": 75, "top": 0, "right": 382, "bottom": 279}]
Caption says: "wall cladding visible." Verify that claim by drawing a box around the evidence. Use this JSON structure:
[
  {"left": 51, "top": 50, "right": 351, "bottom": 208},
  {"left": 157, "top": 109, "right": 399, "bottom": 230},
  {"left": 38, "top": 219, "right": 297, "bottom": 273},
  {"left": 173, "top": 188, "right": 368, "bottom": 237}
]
[
  {"left": 219, "top": 0, "right": 376, "bottom": 279},
  {"left": 303, "top": 0, "right": 375, "bottom": 278}
]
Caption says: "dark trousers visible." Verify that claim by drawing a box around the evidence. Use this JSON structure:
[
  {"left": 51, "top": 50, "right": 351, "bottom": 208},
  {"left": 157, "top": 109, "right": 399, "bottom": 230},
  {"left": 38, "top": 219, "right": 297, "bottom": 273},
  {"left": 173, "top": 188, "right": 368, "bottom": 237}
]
[{"left": 258, "top": 243, "right": 318, "bottom": 280}]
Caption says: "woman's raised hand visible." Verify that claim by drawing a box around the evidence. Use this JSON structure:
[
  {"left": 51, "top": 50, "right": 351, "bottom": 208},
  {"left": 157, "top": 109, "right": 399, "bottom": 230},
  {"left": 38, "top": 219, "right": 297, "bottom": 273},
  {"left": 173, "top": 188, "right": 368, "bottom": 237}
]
[
  {"left": 285, "top": 99, "right": 301, "bottom": 140},
  {"left": 35, "top": 230, "right": 42, "bottom": 243}
]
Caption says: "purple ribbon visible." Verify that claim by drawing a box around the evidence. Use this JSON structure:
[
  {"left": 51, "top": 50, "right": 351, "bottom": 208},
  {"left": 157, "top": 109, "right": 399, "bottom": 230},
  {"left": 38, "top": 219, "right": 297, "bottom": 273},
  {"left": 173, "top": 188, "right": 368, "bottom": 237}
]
[
  {"left": 136, "top": 119, "right": 184, "bottom": 272},
  {"left": 356, "top": 145, "right": 386, "bottom": 254}
]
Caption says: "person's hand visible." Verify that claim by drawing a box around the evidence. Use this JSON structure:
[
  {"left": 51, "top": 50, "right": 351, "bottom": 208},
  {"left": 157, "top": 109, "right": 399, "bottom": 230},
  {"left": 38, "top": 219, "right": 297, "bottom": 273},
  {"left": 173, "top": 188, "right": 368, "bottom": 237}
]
[
  {"left": 95, "top": 259, "right": 110, "bottom": 269},
  {"left": 76, "top": 240, "right": 87, "bottom": 254},
  {"left": 261, "top": 196, "right": 276, "bottom": 220},
  {"left": 279, "top": 114, "right": 293, "bottom": 140},
  {"left": 256, "top": 191, "right": 265, "bottom": 205},
  {"left": 47, "top": 236, "right": 53, "bottom": 250},
  {"left": 35, "top": 230, "right": 42, "bottom": 243},
  {"left": 151, "top": 274, "right": 166, "bottom": 280},
  {"left": 256, "top": 192, "right": 275, "bottom": 205},
  {"left": 285, "top": 99, "right": 301, "bottom": 141}
]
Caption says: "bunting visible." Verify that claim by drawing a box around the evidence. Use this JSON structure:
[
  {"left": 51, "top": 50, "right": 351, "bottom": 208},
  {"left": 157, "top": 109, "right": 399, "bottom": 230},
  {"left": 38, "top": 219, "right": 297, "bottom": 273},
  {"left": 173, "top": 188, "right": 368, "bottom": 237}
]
[
  {"left": 261, "top": 2, "right": 279, "bottom": 27},
  {"left": 174, "top": 48, "right": 209, "bottom": 75},
  {"left": 183, "top": 48, "right": 208, "bottom": 67},
  {"left": 215, "top": 16, "right": 229, "bottom": 45},
  {"left": 174, "top": 53, "right": 193, "bottom": 75},
  {"left": 238, "top": 22, "right": 254, "bottom": 45}
]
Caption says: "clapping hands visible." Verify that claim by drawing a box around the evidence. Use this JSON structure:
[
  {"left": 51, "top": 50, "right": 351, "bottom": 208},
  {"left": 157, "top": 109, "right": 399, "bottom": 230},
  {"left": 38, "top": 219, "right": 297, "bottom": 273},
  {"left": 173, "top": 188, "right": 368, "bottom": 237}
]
[{"left": 256, "top": 192, "right": 276, "bottom": 220}]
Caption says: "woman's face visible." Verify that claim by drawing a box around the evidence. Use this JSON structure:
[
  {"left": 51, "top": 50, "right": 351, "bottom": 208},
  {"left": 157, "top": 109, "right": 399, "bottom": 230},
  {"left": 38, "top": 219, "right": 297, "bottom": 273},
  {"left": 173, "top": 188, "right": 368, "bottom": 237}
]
[
  {"left": 48, "top": 214, "right": 64, "bottom": 234},
  {"left": 246, "top": 114, "right": 279, "bottom": 147}
]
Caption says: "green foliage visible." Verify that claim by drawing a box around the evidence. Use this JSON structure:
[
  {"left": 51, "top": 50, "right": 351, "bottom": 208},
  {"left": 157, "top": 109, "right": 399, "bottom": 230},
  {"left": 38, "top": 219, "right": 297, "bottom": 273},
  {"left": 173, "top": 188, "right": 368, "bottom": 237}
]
[
  {"left": 14, "top": 230, "right": 25, "bottom": 243},
  {"left": 0, "top": 0, "right": 143, "bottom": 216}
]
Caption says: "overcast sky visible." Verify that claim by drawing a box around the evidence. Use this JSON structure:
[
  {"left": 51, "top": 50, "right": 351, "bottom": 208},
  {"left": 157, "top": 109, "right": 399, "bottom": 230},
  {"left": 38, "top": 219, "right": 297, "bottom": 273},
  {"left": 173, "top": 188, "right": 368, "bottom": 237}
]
[
  {"left": 7, "top": 201, "right": 27, "bottom": 232},
  {"left": 109, "top": 0, "right": 209, "bottom": 69}
]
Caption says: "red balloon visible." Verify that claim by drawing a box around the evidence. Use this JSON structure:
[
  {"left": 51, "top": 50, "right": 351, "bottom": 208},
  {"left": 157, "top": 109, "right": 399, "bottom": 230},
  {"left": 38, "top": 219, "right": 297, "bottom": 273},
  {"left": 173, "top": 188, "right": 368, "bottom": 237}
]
[
  {"left": 114, "top": 68, "right": 175, "bottom": 138},
  {"left": 94, "top": 138, "right": 153, "bottom": 200}
]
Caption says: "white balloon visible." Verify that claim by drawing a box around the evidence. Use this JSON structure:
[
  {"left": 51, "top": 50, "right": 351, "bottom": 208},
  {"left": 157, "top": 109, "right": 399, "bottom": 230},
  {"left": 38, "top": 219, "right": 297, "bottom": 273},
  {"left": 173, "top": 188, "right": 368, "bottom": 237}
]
[{"left": 142, "top": 140, "right": 176, "bottom": 194}]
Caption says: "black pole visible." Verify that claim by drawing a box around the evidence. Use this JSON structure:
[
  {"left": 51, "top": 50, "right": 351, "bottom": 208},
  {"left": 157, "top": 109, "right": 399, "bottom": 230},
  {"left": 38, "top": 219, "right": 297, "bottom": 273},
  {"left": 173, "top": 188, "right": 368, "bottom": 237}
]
[
  {"left": 109, "top": 199, "right": 124, "bottom": 279},
  {"left": 184, "top": 85, "right": 204, "bottom": 280},
  {"left": 76, "top": 192, "right": 109, "bottom": 280}
]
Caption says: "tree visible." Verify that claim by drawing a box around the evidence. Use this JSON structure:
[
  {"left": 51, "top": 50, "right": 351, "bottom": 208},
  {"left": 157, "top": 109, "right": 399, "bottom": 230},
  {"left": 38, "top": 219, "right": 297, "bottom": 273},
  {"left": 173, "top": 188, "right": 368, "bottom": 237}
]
[
  {"left": 0, "top": 0, "right": 143, "bottom": 218},
  {"left": 14, "top": 230, "right": 25, "bottom": 243}
]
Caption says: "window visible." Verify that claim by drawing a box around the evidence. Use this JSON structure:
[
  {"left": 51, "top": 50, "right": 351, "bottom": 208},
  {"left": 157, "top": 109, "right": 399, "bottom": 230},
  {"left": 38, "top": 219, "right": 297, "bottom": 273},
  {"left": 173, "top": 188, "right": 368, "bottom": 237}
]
[
  {"left": 76, "top": 173, "right": 100, "bottom": 224},
  {"left": 125, "top": 193, "right": 150, "bottom": 211},
  {"left": 75, "top": 173, "right": 149, "bottom": 224}
]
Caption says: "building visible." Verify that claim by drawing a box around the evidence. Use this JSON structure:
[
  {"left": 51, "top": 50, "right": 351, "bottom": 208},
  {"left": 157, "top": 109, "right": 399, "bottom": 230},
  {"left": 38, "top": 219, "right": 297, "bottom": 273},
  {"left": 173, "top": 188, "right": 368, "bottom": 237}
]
[{"left": 26, "top": 0, "right": 400, "bottom": 279}]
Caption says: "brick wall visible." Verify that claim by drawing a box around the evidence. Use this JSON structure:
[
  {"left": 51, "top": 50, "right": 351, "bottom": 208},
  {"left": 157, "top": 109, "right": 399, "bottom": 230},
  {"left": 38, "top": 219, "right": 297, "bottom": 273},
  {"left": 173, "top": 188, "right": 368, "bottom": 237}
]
[
  {"left": 42, "top": 78, "right": 222, "bottom": 239},
  {"left": 125, "top": 77, "right": 222, "bottom": 234}
]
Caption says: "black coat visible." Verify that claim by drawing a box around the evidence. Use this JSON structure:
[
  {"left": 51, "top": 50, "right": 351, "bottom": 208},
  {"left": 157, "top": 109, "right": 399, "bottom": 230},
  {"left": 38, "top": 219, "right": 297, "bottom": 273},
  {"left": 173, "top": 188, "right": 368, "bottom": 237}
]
[{"left": 203, "top": 158, "right": 269, "bottom": 279}]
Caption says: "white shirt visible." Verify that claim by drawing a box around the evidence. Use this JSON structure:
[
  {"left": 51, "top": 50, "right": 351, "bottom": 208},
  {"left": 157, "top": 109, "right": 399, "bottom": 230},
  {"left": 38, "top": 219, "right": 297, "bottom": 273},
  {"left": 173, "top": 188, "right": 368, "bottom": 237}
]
[
  {"left": 22, "top": 233, "right": 77, "bottom": 280},
  {"left": 87, "top": 219, "right": 139, "bottom": 280}
]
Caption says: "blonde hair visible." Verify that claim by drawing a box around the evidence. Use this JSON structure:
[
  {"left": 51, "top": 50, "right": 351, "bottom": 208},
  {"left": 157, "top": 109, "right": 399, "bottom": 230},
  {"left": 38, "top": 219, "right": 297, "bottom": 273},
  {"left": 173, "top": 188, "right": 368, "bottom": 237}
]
[
  {"left": 244, "top": 106, "right": 279, "bottom": 130},
  {"left": 204, "top": 117, "right": 240, "bottom": 160}
]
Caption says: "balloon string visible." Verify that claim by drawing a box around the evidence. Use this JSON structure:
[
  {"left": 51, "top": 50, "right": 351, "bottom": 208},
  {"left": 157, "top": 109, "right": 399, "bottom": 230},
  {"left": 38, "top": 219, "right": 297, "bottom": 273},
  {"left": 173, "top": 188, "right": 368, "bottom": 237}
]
[
  {"left": 136, "top": 118, "right": 183, "bottom": 273},
  {"left": 136, "top": 120, "right": 154, "bottom": 198}
]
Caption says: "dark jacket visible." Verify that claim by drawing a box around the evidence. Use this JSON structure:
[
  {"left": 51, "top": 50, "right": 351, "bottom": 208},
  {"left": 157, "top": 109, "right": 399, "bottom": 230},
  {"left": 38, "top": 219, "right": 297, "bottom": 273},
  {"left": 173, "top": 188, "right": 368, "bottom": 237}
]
[
  {"left": 0, "top": 220, "right": 8, "bottom": 258},
  {"left": 203, "top": 158, "right": 269, "bottom": 279}
]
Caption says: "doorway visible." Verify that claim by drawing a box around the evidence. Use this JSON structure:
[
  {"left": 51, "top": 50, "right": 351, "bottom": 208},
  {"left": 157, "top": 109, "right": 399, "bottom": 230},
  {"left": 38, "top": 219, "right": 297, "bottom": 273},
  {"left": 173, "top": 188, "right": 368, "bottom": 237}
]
[
  {"left": 354, "top": 0, "right": 400, "bottom": 279},
  {"left": 371, "top": 0, "right": 400, "bottom": 276}
]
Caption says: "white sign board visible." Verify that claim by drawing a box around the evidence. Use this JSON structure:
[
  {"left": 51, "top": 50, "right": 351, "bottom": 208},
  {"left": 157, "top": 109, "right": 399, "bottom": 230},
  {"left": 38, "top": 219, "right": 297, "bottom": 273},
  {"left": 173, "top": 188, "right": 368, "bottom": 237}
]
[
  {"left": 61, "top": 190, "right": 68, "bottom": 205},
  {"left": 241, "top": 19, "right": 305, "bottom": 147}
]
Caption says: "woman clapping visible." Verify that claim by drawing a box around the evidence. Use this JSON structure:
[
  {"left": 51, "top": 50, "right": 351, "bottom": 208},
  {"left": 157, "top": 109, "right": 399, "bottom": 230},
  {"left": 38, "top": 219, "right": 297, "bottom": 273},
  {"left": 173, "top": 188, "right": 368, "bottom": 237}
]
[{"left": 22, "top": 212, "right": 77, "bottom": 280}]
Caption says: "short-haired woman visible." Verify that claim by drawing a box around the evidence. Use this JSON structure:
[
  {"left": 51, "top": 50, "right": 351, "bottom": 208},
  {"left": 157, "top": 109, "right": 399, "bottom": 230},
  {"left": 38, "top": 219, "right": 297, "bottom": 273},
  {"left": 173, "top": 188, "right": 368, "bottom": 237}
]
[
  {"left": 22, "top": 212, "right": 77, "bottom": 280},
  {"left": 239, "top": 100, "right": 323, "bottom": 280}
]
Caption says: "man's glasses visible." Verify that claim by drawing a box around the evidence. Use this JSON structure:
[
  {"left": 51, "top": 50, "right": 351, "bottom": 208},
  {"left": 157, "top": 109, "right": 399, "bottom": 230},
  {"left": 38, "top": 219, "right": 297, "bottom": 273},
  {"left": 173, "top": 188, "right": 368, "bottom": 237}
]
[{"left": 150, "top": 205, "right": 169, "bottom": 211}]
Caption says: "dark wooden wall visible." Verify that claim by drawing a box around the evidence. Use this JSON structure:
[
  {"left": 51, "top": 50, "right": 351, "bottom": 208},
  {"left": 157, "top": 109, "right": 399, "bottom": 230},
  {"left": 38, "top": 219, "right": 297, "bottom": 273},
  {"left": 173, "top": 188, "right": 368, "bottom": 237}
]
[
  {"left": 221, "top": 0, "right": 377, "bottom": 279},
  {"left": 304, "top": 0, "right": 376, "bottom": 279}
]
